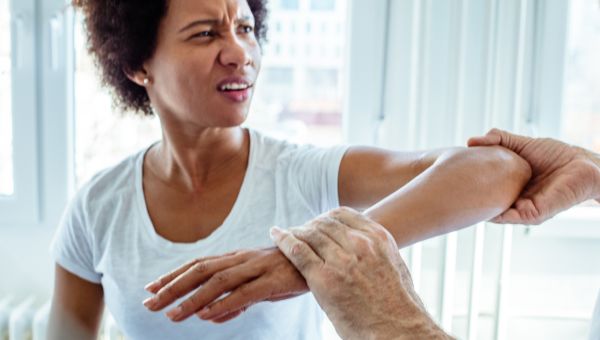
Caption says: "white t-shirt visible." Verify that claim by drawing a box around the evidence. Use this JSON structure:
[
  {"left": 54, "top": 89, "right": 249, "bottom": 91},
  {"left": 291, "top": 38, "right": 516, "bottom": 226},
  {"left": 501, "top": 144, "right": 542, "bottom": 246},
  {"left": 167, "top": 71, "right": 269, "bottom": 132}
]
[{"left": 50, "top": 129, "right": 349, "bottom": 340}]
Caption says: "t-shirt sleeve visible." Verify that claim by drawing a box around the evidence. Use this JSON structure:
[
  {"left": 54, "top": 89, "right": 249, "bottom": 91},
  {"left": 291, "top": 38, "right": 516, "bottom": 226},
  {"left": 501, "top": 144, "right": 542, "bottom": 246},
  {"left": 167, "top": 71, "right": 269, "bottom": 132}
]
[
  {"left": 288, "top": 144, "right": 350, "bottom": 213},
  {"left": 50, "top": 194, "right": 102, "bottom": 284}
]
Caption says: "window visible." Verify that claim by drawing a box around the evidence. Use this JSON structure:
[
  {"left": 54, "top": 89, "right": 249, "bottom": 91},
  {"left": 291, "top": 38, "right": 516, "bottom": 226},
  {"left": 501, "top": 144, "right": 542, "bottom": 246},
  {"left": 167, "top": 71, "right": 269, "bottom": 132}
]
[
  {"left": 279, "top": 0, "right": 299, "bottom": 11},
  {"left": 536, "top": 0, "right": 600, "bottom": 209},
  {"left": 310, "top": 0, "right": 336, "bottom": 12},
  {"left": 263, "top": 67, "right": 294, "bottom": 85},
  {"left": 306, "top": 68, "right": 338, "bottom": 97},
  {"left": 561, "top": 0, "right": 600, "bottom": 155},
  {"left": 0, "top": 0, "right": 13, "bottom": 196},
  {"left": 248, "top": 0, "right": 347, "bottom": 146},
  {"left": 1, "top": 0, "right": 44, "bottom": 226},
  {"left": 74, "top": 15, "right": 161, "bottom": 186}
]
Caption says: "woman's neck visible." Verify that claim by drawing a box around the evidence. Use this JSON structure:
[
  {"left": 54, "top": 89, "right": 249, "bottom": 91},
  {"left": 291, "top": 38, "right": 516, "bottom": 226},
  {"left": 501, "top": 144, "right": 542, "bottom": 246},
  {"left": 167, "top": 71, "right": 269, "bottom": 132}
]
[{"left": 148, "top": 125, "right": 249, "bottom": 194}]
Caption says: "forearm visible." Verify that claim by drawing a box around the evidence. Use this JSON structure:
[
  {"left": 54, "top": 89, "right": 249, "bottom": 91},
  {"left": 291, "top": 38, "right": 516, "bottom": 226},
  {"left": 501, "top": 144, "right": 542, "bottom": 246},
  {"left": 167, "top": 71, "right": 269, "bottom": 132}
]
[
  {"left": 366, "top": 301, "right": 454, "bottom": 340},
  {"left": 48, "top": 306, "right": 101, "bottom": 340},
  {"left": 364, "top": 146, "right": 531, "bottom": 247}
]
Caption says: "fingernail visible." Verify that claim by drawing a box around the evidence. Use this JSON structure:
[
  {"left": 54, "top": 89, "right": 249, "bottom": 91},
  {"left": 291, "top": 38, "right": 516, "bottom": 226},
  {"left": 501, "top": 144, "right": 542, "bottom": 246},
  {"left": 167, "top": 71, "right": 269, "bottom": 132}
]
[
  {"left": 197, "top": 307, "right": 211, "bottom": 319},
  {"left": 144, "top": 281, "right": 159, "bottom": 292},
  {"left": 143, "top": 297, "right": 157, "bottom": 309},
  {"left": 166, "top": 306, "right": 183, "bottom": 320},
  {"left": 269, "top": 226, "right": 282, "bottom": 240}
]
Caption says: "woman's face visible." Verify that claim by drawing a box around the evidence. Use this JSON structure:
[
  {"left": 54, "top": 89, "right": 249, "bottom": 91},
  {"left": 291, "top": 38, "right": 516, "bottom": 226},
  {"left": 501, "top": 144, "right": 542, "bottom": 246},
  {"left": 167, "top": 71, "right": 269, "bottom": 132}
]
[{"left": 143, "top": 0, "right": 262, "bottom": 128}]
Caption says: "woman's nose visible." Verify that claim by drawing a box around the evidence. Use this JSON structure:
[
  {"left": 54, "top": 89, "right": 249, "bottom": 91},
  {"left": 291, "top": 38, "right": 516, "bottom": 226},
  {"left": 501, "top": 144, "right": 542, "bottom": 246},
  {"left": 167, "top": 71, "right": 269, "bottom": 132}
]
[{"left": 218, "top": 36, "right": 253, "bottom": 70}]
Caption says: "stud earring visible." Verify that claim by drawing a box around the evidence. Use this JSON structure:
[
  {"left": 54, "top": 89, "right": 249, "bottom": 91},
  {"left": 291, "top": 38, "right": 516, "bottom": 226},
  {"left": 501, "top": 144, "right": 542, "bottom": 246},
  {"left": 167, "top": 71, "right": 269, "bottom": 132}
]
[{"left": 143, "top": 78, "right": 150, "bottom": 86}]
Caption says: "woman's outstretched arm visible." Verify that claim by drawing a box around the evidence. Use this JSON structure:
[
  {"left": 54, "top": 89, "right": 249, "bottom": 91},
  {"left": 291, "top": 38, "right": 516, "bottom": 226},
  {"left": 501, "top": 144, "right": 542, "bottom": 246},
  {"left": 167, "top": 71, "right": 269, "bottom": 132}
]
[{"left": 338, "top": 146, "right": 531, "bottom": 247}]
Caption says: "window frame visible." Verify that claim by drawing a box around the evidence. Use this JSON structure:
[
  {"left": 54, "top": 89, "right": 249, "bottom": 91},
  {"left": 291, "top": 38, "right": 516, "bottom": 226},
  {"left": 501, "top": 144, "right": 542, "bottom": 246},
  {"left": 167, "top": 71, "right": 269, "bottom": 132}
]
[
  {"left": 0, "top": 0, "right": 39, "bottom": 225},
  {"left": 0, "top": 0, "right": 74, "bottom": 228}
]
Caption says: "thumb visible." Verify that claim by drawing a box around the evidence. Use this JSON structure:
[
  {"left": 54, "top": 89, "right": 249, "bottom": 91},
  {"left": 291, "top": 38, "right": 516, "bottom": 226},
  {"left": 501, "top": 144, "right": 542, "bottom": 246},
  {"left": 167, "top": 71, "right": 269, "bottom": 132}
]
[
  {"left": 468, "top": 129, "right": 531, "bottom": 153},
  {"left": 468, "top": 129, "right": 503, "bottom": 147}
]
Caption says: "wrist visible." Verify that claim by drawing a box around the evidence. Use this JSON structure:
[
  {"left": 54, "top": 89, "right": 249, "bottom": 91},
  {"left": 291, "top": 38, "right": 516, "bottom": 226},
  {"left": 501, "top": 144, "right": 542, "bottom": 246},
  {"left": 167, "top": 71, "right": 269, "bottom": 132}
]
[{"left": 368, "top": 312, "right": 452, "bottom": 340}]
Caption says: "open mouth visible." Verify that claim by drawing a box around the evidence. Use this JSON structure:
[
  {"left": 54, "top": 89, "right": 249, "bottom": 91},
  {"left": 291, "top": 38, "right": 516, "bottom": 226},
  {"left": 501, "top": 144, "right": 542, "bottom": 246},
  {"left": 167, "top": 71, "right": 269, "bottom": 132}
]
[
  {"left": 218, "top": 82, "right": 253, "bottom": 92},
  {"left": 217, "top": 80, "right": 254, "bottom": 103}
]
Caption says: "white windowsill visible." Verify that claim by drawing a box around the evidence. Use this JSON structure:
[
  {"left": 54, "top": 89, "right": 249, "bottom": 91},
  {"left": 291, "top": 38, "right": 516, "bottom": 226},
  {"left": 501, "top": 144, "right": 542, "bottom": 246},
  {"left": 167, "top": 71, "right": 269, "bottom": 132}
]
[{"left": 517, "top": 206, "right": 600, "bottom": 239}]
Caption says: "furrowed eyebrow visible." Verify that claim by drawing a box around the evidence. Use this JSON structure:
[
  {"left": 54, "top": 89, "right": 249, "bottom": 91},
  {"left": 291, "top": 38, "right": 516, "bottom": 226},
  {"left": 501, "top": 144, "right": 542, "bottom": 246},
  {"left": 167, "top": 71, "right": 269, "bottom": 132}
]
[
  {"left": 236, "top": 16, "right": 252, "bottom": 23},
  {"left": 178, "top": 19, "right": 219, "bottom": 33},
  {"left": 178, "top": 16, "right": 253, "bottom": 33}
]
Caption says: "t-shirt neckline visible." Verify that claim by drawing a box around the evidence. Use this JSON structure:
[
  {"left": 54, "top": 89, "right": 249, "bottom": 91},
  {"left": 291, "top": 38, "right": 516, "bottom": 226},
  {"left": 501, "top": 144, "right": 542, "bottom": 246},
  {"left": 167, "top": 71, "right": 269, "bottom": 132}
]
[{"left": 135, "top": 129, "right": 256, "bottom": 252}]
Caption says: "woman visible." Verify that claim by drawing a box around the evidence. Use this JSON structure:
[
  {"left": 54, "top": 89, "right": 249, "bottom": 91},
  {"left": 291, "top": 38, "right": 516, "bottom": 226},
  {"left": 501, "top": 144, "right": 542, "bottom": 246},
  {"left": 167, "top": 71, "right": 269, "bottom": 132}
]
[{"left": 48, "top": 0, "right": 530, "bottom": 339}]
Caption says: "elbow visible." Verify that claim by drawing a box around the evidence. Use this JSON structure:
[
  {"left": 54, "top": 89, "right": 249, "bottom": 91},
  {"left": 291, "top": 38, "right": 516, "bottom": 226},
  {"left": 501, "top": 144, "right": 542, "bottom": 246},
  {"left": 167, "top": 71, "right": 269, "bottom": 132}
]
[
  {"left": 475, "top": 146, "right": 532, "bottom": 208},
  {"left": 492, "top": 146, "right": 532, "bottom": 186}
]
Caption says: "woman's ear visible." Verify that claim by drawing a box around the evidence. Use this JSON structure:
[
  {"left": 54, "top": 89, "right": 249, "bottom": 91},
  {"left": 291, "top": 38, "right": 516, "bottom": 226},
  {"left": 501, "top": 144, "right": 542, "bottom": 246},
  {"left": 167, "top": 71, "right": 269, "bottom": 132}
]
[{"left": 124, "top": 67, "right": 152, "bottom": 87}]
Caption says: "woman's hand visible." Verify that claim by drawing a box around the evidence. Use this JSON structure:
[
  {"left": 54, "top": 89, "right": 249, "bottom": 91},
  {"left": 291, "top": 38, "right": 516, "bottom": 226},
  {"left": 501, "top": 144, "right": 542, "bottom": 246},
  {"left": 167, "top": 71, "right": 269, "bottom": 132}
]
[{"left": 142, "top": 248, "right": 308, "bottom": 323}]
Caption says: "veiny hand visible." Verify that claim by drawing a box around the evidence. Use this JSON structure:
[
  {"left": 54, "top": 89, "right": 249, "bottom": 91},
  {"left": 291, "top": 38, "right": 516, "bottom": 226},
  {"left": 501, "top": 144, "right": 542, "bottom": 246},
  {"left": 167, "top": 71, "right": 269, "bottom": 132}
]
[
  {"left": 271, "top": 207, "right": 450, "bottom": 340},
  {"left": 468, "top": 128, "right": 600, "bottom": 225},
  {"left": 142, "top": 248, "right": 308, "bottom": 323}
]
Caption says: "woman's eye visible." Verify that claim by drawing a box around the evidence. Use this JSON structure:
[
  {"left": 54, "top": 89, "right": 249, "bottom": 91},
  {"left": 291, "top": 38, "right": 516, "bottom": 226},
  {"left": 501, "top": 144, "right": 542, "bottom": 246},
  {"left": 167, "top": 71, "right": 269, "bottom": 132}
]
[
  {"left": 191, "top": 31, "right": 214, "bottom": 39},
  {"left": 241, "top": 25, "right": 254, "bottom": 34}
]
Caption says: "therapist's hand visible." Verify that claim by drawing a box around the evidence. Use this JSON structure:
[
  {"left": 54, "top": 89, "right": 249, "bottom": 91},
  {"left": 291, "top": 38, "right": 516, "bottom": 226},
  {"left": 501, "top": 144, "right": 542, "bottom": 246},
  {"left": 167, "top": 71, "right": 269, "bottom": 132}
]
[
  {"left": 271, "top": 207, "right": 451, "bottom": 340},
  {"left": 142, "top": 248, "right": 308, "bottom": 323},
  {"left": 469, "top": 128, "right": 600, "bottom": 225}
]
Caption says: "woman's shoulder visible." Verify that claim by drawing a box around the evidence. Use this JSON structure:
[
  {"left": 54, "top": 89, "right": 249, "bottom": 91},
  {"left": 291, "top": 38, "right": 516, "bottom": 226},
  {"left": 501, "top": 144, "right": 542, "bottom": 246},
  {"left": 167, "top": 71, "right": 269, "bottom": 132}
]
[
  {"left": 250, "top": 128, "right": 319, "bottom": 158},
  {"left": 74, "top": 146, "right": 148, "bottom": 209}
]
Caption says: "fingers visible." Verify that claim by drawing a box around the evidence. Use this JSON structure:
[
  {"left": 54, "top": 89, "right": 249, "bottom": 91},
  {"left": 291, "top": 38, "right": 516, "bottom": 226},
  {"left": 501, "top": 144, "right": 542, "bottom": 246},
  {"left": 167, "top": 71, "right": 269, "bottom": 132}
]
[
  {"left": 328, "top": 207, "right": 374, "bottom": 233},
  {"left": 468, "top": 128, "right": 531, "bottom": 154},
  {"left": 145, "top": 252, "right": 239, "bottom": 294},
  {"left": 289, "top": 224, "right": 343, "bottom": 261},
  {"left": 491, "top": 208, "right": 525, "bottom": 224},
  {"left": 164, "top": 263, "right": 263, "bottom": 322},
  {"left": 490, "top": 198, "right": 543, "bottom": 225},
  {"left": 144, "top": 259, "right": 199, "bottom": 294},
  {"left": 308, "top": 216, "right": 355, "bottom": 250},
  {"left": 270, "top": 227, "right": 323, "bottom": 275},
  {"left": 467, "top": 128, "right": 506, "bottom": 147},
  {"left": 144, "top": 254, "right": 249, "bottom": 312},
  {"left": 197, "top": 276, "right": 287, "bottom": 321},
  {"left": 211, "top": 309, "right": 245, "bottom": 323}
]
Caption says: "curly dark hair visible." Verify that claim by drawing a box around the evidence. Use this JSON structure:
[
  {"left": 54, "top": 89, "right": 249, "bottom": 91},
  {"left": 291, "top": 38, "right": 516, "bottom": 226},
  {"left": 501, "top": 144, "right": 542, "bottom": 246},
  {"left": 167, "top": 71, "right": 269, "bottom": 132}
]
[{"left": 74, "top": 0, "right": 268, "bottom": 116}]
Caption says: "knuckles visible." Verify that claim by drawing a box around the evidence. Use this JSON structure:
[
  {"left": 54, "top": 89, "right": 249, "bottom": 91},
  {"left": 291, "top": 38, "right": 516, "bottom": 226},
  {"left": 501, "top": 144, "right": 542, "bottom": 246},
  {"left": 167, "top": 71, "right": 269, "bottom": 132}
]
[
  {"left": 329, "top": 206, "right": 356, "bottom": 218},
  {"left": 192, "top": 261, "right": 210, "bottom": 275},
  {"left": 212, "top": 271, "right": 230, "bottom": 284}
]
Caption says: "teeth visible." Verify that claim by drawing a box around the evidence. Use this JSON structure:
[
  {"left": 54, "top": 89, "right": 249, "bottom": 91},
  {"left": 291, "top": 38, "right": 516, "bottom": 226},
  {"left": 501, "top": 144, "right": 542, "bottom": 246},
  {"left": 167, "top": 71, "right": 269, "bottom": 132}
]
[{"left": 220, "top": 83, "right": 250, "bottom": 91}]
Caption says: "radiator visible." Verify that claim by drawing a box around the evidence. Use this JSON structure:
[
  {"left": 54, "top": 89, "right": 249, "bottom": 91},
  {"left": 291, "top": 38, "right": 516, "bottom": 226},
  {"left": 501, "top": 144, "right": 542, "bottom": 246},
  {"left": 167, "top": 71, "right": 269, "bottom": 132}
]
[{"left": 0, "top": 297, "right": 123, "bottom": 340}]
